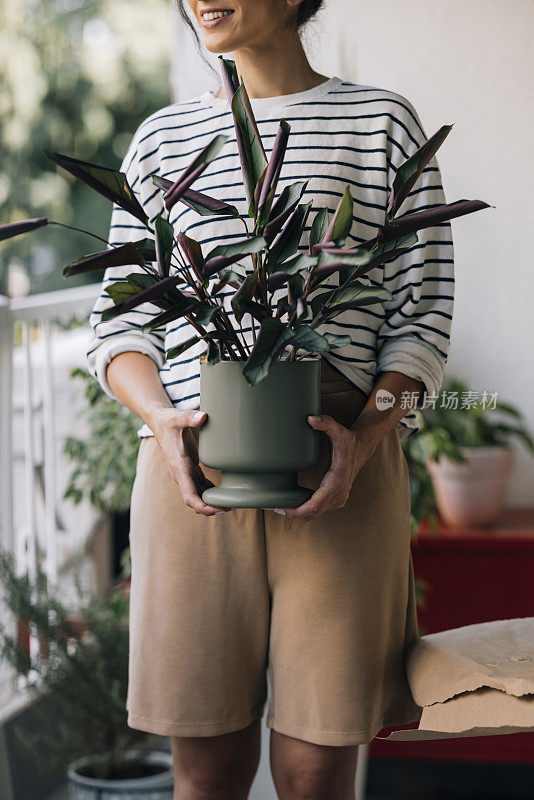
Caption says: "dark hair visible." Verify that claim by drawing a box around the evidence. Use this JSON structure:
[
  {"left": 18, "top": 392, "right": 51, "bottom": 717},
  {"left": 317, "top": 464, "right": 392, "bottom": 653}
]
[
  {"left": 174, "top": 1, "right": 324, "bottom": 72},
  {"left": 293, "top": 0, "right": 324, "bottom": 30}
]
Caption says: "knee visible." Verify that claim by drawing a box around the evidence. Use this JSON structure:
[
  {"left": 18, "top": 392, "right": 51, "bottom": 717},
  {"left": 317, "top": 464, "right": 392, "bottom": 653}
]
[
  {"left": 174, "top": 755, "right": 257, "bottom": 800},
  {"left": 175, "top": 771, "right": 247, "bottom": 800},
  {"left": 274, "top": 765, "right": 345, "bottom": 800}
]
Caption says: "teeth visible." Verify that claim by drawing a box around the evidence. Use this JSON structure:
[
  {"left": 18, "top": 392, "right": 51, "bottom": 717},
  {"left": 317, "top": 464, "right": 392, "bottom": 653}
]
[{"left": 202, "top": 10, "right": 232, "bottom": 20}]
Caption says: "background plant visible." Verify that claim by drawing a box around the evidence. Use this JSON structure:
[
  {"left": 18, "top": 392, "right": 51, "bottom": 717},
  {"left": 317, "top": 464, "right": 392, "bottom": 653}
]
[
  {"left": 402, "top": 377, "right": 534, "bottom": 533},
  {"left": 64, "top": 367, "right": 141, "bottom": 515},
  {"left": 411, "top": 377, "right": 534, "bottom": 464},
  {"left": 0, "top": 548, "right": 154, "bottom": 781}
]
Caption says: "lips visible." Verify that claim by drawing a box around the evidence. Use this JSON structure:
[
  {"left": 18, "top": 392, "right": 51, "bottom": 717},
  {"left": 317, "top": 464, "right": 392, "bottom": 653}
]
[{"left": 199, "top": 7, "right": 235, "bottom": 27}]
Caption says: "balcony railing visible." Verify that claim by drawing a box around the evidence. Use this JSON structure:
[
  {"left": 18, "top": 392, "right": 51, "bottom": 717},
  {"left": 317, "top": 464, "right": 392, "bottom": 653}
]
[{"left": 0, "top": 283, "right": 100, "bottom": 712}]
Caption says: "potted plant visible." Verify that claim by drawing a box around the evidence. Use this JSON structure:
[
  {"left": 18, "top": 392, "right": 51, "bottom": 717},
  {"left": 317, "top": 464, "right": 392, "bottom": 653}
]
[
  {"left": 0, "top": 549, "right": 174, "bottom": 798},
  {"left": 407, "top": 378, "right": 534, "bottom": 527},
  {"left": 2, "top": 56, "right": 490, "bottom": 507}
]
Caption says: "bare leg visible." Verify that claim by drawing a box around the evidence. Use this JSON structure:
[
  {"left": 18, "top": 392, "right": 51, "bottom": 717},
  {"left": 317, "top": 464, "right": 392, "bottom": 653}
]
[
  {"left": 171, "top": 718, "right": 261, "bottom": 800},
  {"left": 270, "top": 730, "right": 358, "bottom": 800}
]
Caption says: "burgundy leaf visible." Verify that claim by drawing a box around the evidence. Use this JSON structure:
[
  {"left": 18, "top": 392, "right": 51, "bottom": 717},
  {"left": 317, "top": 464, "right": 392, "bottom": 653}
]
[
  {"left": 163, "top": 163, "right": 206, "bottom": 212},
  {"left": 102, "top": 274, "right": 183, "bottom": 320},
  {"left": 257, "top": 120, "right": 290, "bottom": 216},
  {"left": 42, "top": 149, "right": 148, "bottom": 225},
  {"left": 384, "top": 199, "right": 491, "bottom": 238},
  {"left": 177, "top": 232, "right": 205, "bottom": 280},
  {"left": 0, "top": 217, "right": 48, "bottom": 242},
  {"left": 63, "top": 240, "right": 153, "bottom": 276}
]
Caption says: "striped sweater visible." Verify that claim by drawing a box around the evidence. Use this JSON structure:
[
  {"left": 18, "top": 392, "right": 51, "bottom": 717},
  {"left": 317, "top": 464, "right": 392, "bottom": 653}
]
[{"left": 86, "top": 75, "right": 454, "bottom": 439}]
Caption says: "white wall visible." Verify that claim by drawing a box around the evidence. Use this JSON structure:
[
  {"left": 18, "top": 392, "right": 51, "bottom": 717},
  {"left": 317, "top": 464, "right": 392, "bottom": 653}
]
[
  {"left": 313, "top": 0, "right": 534, "bottom": 504},
  {"left": 171, "top": 0, "right": 534, "bottom": 503}
]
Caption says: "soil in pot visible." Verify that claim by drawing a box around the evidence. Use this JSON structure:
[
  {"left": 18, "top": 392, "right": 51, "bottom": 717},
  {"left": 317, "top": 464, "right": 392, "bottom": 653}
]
[{"left": 77, "top": 758, "right": 165, "bottom": 780}]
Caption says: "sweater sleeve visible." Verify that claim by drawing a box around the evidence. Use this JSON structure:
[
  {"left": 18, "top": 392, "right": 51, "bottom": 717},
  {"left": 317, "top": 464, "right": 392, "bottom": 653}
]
[
  {"left": 85, "top": 124, "right": 167, "bottom": 401},
  {"left": 376, "top": 97, "right": 455, "bottom": 406}
]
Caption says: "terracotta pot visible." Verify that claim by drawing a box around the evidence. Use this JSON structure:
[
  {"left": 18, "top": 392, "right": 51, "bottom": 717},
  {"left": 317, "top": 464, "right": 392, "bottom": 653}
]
[{"left": 426, "top": 446, "right": 513, "bottom": 527}]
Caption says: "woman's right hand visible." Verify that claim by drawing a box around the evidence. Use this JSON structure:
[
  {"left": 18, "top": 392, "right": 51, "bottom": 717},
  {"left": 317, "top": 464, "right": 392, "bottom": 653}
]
[
  {"left": 106, "top": 352, "right": 230, "bottom": 516},
  {"left": 149, "top": 407, "right": 230, "bottom": 516}
]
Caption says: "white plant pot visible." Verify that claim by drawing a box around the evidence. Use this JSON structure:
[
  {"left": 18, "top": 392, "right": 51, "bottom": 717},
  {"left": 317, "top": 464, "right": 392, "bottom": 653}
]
[
  {"left": 67, "top": 748, "right": 173, "bottom": 799},
  {"left": 425, "top": 446, "right": 513, "bottom": 527}
]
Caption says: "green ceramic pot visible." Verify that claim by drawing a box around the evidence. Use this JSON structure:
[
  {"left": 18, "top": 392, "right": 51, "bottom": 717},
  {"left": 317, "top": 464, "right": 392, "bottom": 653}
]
[{"left": 199, "top": 357, "right": 321, "bottom": 508}]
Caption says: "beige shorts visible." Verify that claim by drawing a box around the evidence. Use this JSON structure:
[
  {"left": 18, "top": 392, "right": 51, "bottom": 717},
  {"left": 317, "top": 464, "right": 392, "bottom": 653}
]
[{"left": 126, "top": 359, "right": 422, "bottom": 746}]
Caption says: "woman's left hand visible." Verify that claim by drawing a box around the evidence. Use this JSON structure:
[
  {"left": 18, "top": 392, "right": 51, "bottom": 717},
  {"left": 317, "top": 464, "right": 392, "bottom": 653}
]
[{"left": 273, "top": 414, "right": 375, "bottom": 521}]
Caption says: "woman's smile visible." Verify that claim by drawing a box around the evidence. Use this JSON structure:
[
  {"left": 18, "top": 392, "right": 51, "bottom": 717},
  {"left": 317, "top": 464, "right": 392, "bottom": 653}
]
[{"left": 199, "top": 6, "right": 235, "bottom": 28}]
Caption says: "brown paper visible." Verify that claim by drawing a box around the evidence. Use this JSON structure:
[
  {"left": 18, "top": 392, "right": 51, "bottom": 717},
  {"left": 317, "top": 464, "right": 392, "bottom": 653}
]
[{"left": 379, "top": 617, "right": 534, "bottom": 741}]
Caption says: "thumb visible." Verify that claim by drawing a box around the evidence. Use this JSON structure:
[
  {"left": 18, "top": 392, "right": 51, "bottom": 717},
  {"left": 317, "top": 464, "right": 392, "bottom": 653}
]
[
  {"left": 307, "top": 414, "right": 334, "bottom": 432},
  {"left": 186, "top": 409, "right": 207, "bottom": 428}
]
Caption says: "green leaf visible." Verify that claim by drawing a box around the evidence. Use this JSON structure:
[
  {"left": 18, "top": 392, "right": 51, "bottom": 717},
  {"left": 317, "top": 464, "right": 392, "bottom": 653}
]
[
  {"left": 42, "top": 149, "right": 148, "bottom": 225},
  {"left": 310, "top": 282, "right": 393, "bottom": 319},
  {"left": 104, "top": 281, "right": 143, "bottom": 305},
  {"left": 100, "top": 274, "right": 184, "bottom": 321},
  {"left": 231, "top": 268, "right": 259, "bottom": 323},
  {"left": 166, "top": 336, "right": 200, "bottom": 360},
  {"left": 323, "top": 186, "right": 353, "bottom": 244},
  {"left": 127, "top": 272, "right": 160, "bottom": 290},
  {"left": 231, "top": 82, "right": 268, "bottom": 215},
  {"left": 323, "top": 332, "right": 352, "bottom": 349},
  {"left": 243, "top": 317, "right": 293, "bottom": 386},
  {"left": 388, "top": 124, "right": 453, "bottom": 219},
  {"left": 309, "top": 208, "right": 330, "bottom": 250},
  {"left": 206, "top": 340, "right": 222, "bottom": 365},
  {"left": 288, "top": 272, "right": 305, "bottom": 308},
  {"left": 266, "top": 253, "right": 317, "bottom": 291},
  {"left": 263, "top": 180, "right": 308, "bottom": 243},
  {"left": 266, "top": 201, "right": 312, "bottom": 273},
  {"left": 203, "top": 236, "right": 266, "bottom": 277},
  {"left": 238, "top": 298, "right": 269, "bottom": 323},
  {"left": 191, "top": 303, "right": 220, "bottom": 326},
  {"left": 142, "top": 303, "right": 197, "bottom": 332},
  {"left": 210, "top": 267, "right": 246, "bottom": 295},
  {"left": 289, "top": 325, "right": 331, "bottom": 353},
  {"left": 154, "top": 215, "right": 174, "bottom": 277}
]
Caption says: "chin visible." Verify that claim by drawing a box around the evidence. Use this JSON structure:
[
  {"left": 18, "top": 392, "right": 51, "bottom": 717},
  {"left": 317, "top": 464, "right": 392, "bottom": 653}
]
[{"left": 203, "top": 34, "right": 238, "bottom": 53}]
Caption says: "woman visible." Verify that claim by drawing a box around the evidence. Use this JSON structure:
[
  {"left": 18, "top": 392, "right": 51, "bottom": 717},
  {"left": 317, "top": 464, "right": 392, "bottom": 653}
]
[{"left": 87, "top": 1, "right": 454, "bottom": 797}]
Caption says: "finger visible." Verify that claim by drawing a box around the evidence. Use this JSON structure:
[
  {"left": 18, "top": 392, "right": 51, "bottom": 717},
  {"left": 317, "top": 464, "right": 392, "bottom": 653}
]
[
  {"left": 177, "top": 464, "right": 227, "bottom": 516},
  {"left": 196, "top": 472, "right": 233, "bottom": 513},
  {"left": 307, "top": 414, "right": 339, "bottom": 435},
  {"left": 184, "top": 409, "right": 207, "bottom": 428},
  {"left": 277, "top": 482, "right": 335, "bottom": 520}
]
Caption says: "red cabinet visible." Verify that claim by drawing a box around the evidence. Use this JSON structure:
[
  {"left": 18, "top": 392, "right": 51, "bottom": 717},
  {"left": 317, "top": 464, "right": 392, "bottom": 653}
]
[{"left": 370, "top": 509, "right": 534, "bottom": 762}]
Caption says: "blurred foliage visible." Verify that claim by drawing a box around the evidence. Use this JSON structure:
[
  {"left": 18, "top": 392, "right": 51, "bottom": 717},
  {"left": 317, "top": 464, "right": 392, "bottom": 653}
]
[
  {"left": 64, "top": 367, "right": 141, "bottom": 514},
  {"left": 0, "top": 0, "right": 173, "bottom": 296}
]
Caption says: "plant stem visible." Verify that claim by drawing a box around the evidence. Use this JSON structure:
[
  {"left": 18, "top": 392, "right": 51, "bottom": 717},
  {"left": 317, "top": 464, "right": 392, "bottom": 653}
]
[{"left": 49, "top": 221, "right": 110, "bottom": 247}]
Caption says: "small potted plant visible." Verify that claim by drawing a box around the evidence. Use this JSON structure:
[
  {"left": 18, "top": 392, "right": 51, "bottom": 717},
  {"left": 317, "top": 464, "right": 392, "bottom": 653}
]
[
  {"left": 2, "top": 56, "right": 490, "bottom": 507},
  {"left": 0, "top": 549, "right": 174, "bottom": 798},
  {"left": 407, "top": 378, "right": 534, "bottom": 527}
]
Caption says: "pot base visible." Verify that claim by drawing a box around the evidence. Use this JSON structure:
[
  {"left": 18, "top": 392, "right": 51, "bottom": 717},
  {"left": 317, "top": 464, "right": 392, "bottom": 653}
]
[{"left": 202, "top": 471, "right": 312, "bottom": 509}]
